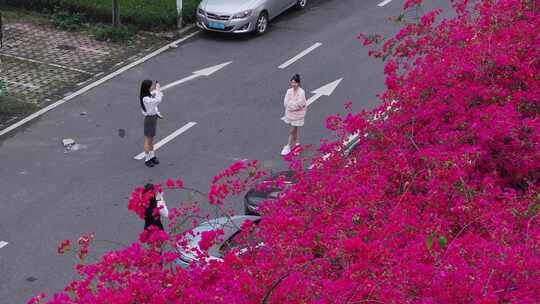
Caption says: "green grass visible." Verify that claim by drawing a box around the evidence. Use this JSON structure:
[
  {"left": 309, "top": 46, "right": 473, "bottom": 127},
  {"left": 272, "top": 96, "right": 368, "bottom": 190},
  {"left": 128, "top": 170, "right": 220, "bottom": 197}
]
[
  {"left": 0, "top": 95, "right": 38, "bottom": 114},
  {"left": 0, "top": 0, "right": 201, "bottom": 30}
]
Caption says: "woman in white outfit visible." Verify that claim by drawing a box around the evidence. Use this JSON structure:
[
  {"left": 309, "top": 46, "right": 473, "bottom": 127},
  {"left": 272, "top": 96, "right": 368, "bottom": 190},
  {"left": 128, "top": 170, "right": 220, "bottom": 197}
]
[
  {"left": 140, "top": 80, "right": 163, "bottom": 167},
  {"left": 281, "top": 74, "right": 307, "bottom": 155}
]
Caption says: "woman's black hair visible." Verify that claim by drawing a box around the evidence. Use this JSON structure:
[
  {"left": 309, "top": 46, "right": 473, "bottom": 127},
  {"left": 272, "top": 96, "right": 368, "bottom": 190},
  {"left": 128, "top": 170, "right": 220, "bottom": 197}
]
[
  {"left": 143, "top": 183, "right": 163, "bottom": 230},
  {"left": 143, "top": 183, "right": 158, "bottom": 209},
  {"left": 140, "top": 80, "right": 153, "bottom": 112},
  {"left": 291, "top": 74, "right": 301, "bottom": 86},
  {"left": 143, "top": 183, "right": 155, "bottom": 193}
]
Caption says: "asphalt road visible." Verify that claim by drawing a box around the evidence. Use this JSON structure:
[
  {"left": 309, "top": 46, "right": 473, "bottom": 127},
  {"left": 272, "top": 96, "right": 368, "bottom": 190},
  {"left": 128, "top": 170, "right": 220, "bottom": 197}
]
[{"left": 0, "top": 0, "right": 452, "bottom": 302}]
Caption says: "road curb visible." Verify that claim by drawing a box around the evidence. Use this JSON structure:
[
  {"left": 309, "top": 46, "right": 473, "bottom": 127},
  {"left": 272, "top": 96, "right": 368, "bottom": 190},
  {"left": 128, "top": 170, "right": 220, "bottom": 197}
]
[{"left": 0, "top": 25, "right": 200, "bottom": 138}]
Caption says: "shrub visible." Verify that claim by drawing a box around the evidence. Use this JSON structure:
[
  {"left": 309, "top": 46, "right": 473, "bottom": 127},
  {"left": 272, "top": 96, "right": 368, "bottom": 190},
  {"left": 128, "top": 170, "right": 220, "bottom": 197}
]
[
  {"left": 182, "top": 0, "right": 200, "bottom": 24},
  {"left": 0, "top": 95, "right": 38, "bottom": 114},
  {"left": 0, "top": 0, "right": 201, "bottom": 30},
  {"left": 91, "top": 23, "right": 135, "bottom": 42},
  {"left": 51, "top": 10, "right": 83, "bottom": 31}
]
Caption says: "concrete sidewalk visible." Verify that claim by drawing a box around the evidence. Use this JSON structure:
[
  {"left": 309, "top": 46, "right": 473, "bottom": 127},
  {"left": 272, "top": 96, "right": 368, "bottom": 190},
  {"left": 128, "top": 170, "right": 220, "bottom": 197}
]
[{"left": 0, "top": 10, "right": 167, "bottom": 129}]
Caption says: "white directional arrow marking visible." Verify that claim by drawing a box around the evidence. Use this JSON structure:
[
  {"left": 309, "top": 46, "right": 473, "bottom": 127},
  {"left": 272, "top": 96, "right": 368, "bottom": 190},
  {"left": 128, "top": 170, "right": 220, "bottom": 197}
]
[
  {"left": 281, "top": 78, "right": 343, "bottom": 119},
  {"left": 377, "top": 0, "right": 393, "bottom": 7},
  {"left": 161, "top": 61, "right": 232, "bottom": 91},
  {"left": 0, "top": 241, "right": 8, "bottom": 249},
  {"left": 307, "top": 78, "right": 343, "bottom": 106}
]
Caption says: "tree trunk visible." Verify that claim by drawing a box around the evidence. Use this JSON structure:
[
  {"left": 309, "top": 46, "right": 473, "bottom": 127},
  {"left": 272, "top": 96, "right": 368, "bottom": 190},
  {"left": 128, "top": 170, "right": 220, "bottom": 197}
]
[
  {"left": 0, "top": 12, "right": 3, "bottom": 48},
  {"left": 112, "top": 0, "right": 120, "bottom": 27},
  {"left": 176, "top": 0, "right": 183, "bottom": 29}
]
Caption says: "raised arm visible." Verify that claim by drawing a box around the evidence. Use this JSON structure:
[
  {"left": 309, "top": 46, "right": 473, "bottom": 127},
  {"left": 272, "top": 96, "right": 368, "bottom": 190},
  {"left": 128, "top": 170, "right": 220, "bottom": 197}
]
[
  {"left": 144, "top": 91, "right": 164, "bottom": 108},
  {"left": 156, "top": 192, "right": 169, "bottom": 218}
]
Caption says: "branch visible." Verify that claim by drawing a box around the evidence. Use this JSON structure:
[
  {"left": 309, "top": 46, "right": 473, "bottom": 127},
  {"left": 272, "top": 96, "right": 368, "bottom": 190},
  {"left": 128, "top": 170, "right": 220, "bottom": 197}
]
[{"left": 261, "top": 273, "right": 291, "bottom": 304}]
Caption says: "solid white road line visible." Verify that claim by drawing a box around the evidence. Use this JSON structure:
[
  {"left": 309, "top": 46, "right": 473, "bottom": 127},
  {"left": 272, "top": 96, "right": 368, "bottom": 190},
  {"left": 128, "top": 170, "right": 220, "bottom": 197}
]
[
  {"left": 0, "top": 241, "right": 8, "bottom": 249},
  {"left": 134, "top": 122, "right": 197, "bottom": 160},
  {"left": 278, "top": 42, "right": 323, "bottom": 69},
  {"left": 378, "top": 0, "right": 393, "bottom": 7},
  {"left": 0, "top": 27, "right": 200, "bottom": 137}
]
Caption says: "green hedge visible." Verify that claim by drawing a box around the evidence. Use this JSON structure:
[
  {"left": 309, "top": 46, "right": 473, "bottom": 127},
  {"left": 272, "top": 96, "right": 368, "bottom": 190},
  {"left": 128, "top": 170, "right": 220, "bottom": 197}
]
[{"left": 0, "top": 0, "right": 201, "bottom": 30}]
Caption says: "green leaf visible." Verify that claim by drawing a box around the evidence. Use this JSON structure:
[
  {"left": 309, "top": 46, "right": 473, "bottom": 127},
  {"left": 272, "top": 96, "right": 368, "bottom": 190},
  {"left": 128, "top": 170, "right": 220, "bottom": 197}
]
[
  {"left": 527, "top": 203, "right": 540, "bottom": 217},
  {"left": 438, "top": 236, "right": 448, "bottom": 248},
  {"left": 426, "top": 234, "right": 433, "bottom": 250}
]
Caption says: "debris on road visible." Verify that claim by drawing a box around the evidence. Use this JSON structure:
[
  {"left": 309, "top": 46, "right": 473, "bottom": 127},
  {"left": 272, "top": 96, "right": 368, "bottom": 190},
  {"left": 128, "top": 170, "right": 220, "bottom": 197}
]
[
  {"left": 62, "top": 138, "right": 87, "bottom": 153},
  {"left": 62, "top": 138, "right": 75, "bottom": 147}
]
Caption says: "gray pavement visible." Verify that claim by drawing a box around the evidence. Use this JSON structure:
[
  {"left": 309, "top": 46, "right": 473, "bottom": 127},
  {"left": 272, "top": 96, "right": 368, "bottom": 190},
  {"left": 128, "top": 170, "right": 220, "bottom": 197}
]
[{"left": 0, "top": 0, "right": 452, "bottom": 302}]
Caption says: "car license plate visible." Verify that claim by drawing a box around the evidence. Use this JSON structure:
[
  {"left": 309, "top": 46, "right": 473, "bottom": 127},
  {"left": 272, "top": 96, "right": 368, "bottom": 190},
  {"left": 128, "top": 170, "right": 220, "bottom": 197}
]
[{"left": 208, "top": 21, "right": 225, "bottom": 29}]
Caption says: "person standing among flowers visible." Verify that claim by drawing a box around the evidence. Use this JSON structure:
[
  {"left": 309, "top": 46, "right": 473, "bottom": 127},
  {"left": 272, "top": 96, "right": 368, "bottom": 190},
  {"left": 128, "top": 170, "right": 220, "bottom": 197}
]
[
  {"left": 281, "top": 74, "right": 307, "bottom": 155},
  {"left": 140, "top": 80, "right": 163, "bottom": 167},
  {"left": 143, "top": 183, "right": 169, "bottom": 231}
]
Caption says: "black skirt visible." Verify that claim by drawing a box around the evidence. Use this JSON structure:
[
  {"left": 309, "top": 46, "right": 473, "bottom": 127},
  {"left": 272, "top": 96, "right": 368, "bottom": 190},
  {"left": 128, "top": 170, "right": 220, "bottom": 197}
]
[{"left": 144, "top": 115, "right": 158, "bottom": 137}]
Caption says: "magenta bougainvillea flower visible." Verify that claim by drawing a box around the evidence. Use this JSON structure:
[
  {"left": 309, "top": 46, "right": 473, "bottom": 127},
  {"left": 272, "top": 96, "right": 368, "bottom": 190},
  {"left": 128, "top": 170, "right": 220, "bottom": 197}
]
[{"left": 30, "top": 0, "right": 540, "bottom": 303}]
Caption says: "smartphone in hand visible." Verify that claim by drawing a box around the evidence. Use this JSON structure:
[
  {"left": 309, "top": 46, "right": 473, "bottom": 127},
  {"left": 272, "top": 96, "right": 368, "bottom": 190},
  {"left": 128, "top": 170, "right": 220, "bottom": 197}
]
[{"left": 156, "top": 191, "right": 164, "bottom": 201}]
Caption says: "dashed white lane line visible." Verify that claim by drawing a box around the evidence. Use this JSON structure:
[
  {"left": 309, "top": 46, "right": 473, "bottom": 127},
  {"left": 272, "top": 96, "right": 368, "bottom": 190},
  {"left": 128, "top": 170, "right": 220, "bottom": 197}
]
[
  {"left": 134, "top": 122, "right": 197, "bottom": 160},
  {"left": 377, "top": 0, "right": 393, "bottom": 7},
  {"left": 0, "top": 27, "right": 199, "bottom": 137},
  {"left": 0, "top": 241, "right": 8, "bottom": 249},
  {"left": 278, "top": 42, "right": 323, "bottom": 69}
]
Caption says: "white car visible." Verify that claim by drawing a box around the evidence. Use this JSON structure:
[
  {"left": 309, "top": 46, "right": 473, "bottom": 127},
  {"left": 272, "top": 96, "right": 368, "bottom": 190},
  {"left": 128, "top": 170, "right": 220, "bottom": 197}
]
[
  {"left": 196, "top": 0, "right": 307, "bottom": 35},
  {"left": 176, "top": 215, "right": 261, "bottom": 268}
]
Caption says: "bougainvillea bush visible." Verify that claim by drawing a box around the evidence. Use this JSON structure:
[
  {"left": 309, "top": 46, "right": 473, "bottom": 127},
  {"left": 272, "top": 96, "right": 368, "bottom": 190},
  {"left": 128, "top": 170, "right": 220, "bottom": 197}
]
[{"left": 30, "top": 0, "right": 540, "bottom": 303}]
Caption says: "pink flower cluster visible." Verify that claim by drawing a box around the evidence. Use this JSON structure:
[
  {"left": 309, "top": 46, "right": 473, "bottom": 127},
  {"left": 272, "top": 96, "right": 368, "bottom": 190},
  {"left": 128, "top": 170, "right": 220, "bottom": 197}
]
[
  {"left": 30, "top": 0, "right": 540, "bottom": 303},
  {"left": 209, "top": 160, "right": 264, "bottom": 205}
]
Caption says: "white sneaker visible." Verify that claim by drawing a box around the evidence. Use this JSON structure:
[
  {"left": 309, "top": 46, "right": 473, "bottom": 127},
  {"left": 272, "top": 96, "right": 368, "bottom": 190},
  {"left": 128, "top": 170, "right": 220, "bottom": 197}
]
[{"left": 281, "top": 145, "right": 291, "bottom": 156}]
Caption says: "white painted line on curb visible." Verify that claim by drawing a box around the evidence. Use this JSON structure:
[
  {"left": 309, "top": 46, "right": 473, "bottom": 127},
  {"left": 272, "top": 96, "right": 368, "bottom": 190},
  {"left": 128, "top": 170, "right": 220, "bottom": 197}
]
[
  {"left": 278, "top": 42, "right": 322, "bottom": 69},
  {"left": 134, "top": 122, "right": 197, "bottom": 160},
  {"left": 0, "top": 241, "right": 8, "bottom": 249},
  {"left": 78, "top": 46, "right": 110, "bottom": 55},
  {"left": 0, "top": 27, "right": 200, "bottom": 137},
  {"left": 377, "top": 0, "right": 393, "bottom": 7},
  {"left": 0, "top": 53, "right": 94, "bottom": 75}
]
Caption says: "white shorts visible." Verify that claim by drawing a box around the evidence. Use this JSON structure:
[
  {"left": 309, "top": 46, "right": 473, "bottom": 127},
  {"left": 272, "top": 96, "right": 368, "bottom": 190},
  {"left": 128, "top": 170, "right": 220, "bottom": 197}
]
[{"left": 281, "top": 116, "right": 304, "bottom": 127}]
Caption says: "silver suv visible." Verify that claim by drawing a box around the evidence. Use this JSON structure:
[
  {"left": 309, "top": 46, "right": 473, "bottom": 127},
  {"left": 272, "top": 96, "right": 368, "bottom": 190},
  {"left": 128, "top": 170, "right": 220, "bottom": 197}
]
[{"left": 196, "top": 0, "right": 307, "bottom": 35}]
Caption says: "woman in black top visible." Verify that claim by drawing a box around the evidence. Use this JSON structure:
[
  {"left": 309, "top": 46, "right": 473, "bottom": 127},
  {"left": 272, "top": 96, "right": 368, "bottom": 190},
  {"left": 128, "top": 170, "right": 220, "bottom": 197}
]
[{"left": 143, "top": 183, "right": 169, "bottom": 231}]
